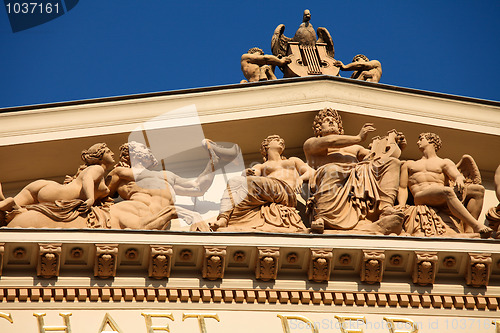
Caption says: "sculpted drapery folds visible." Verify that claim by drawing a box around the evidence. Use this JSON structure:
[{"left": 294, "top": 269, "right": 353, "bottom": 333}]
[
  {"left": 303, "top": 108, "right": 405, "bottom": 235},
  {"left": 210, "top": 135, "right": 314, "bottom": 233},
  {"left": 1, "top": 141, "right": 220, "bottom": 230},
  {"left": 0, "top": 143, "right": 115, "bottom": 227},
  {"left": 398, "top": 133, "right": 492, "bottom": 238}
]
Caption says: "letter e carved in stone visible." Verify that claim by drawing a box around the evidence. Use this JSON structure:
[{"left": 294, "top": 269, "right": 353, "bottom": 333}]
[{"left": 202, "top": 246, "right": 227, "bottom": 280}]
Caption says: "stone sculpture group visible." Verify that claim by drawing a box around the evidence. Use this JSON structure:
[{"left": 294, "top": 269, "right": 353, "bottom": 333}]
[
  {"left": 0, "top": 108, "right": 496, "bottom": 239},
  {"left": 0, "top": 10, "right": 496, "bottom": 239},
  {"left": 241, "top": 9, "right": 382, "bottom": 83}
]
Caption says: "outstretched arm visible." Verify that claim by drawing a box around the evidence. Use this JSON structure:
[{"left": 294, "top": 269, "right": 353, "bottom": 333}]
[
  {"left": 303, "top": 123, "right": 375, "bottom": 155},
  {"left": 397, "top": 162, "right": 409, "bottom": 206},
  {"left": 242, "top": 54, "right": 291, "bottom": 67},
  {"left": 336, "top": 60, "right": 381, "bottom": 71},
  {"left": 170, "top": 157, "right": 216, "bottom": 196}
]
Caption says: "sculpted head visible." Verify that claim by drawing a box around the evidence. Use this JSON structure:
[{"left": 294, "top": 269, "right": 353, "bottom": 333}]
[
  {"left": 260, "top": 135, "right": 285, "bottom": 161},
  {"left": 303, "top": 9, "right": 311, "bottom": 22},
  {"left": 352, "top": 54, "right": 369, "bottom": 63},
  {"left": 248, "top": 47, "right": 264, "bottom": 55},
  {"left": 119, "top": 141, "right": 158, "bottom": 169},
  {"left": 418, "top": 132, "right": 442, "bottom": 151},
  {"left": 395, "top": 131, "right": 407, "bottom": 150},
  {"left": 81, "top": 143, "right": 113, "bottom": 166},
  {"left": 313, "top": 108, "right": 344, "bottom": 137}
]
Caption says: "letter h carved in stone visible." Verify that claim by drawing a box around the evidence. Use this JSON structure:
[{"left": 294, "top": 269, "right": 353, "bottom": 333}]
[
  {"left": 94, "top": 244, "right": 118, "bottom": 279},
  {"left": 255, "top": 247, "right": 280, "bottom": 281},
  {"left": 37, "top": 243, "right": 62, "bottom": 278},
  {"left": 308, "top": 248, "right": 333, "bottom": 282},
  {"left": 412, "top": 251, "right": 438, "bottom": 286},
  {"left": 202, "top": 246, "right": 227, "bottom": 280},
  {"left": 360, "top": 250, "right": 385, "bottom": 284},
  {"left": 466, "top": 253, "right": 492, "bottom": 287},
  {"left": 149, "top": 245, "right": 173, "bottom": 279}
]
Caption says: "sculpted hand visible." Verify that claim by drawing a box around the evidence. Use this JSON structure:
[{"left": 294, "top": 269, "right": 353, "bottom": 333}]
[
  {"left": 283, "top": 56, "right": 292, "bottom": 64},
  {"left": 78, "top": 199, "right": 93, "bottom": 212},
  {"left": 294, "top": 178, "right": 304, "bottom": 194},
  {"left": 334, "top": 60, "right": 344, "bottom": 68},
  {"left": 358, "top": 123, "right": 376, "bottom": 141},
  {"left": 455, "top": 177, "right": 465, "bottom": 192},
  {"left": 245, "top": 168, "right": 256, "bottom": 176}
]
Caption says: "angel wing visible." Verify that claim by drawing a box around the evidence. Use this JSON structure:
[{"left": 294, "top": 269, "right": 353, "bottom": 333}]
[
  {"left": 456, "top": 154, "right": 482, "bottom": 184},
  {"left": 271, "top": 24, "right": 291, "bottom": 57},
  {"left": 316, "top": 27, "right": 335, "bottom": 58}
]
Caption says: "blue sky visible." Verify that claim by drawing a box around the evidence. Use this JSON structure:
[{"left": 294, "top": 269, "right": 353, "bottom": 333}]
[{"left": 1, "top": 0, "right": 499, "bottom": 108}]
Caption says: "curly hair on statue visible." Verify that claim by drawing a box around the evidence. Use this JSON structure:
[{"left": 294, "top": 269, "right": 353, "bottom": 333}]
[
  {"left": 419, "top": 132, "right": 442, "bottom": 151},
  {"left": 65, "top": 143, "right": 110, "bottom": 184},
  {"left": 260, "top": 135, "right": 286, "bottom": 161},
  {"left": 118, "top": 141, "right": 158, "bottom": 169},
  {"left": 352, "top": 54, "right": 369, "bottom": 62},
  {"left": 312, "top": 108, "right": 344, "bottom": 137},
  {"left": 248, "top": 47, "right": 264, "bottom": 55}
]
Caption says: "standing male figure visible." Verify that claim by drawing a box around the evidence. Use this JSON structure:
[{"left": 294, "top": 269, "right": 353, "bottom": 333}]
[
  {"left": 303, "top": 108, "right": 404, "bottom": 234},
  {"left": 335, "top": 54, "right": 382, "bottom": 83},
  {"left": 240, "top": 47, "right": 291, "bottom": 83},
  {"left": 398, "top": 133, "right": 492, "bottom": 237}
]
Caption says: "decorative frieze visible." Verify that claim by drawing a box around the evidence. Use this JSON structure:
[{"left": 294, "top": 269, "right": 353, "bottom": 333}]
[
  {"left": 149, "top": 245, "right": 173, "bottom": 279},
  {"left": 94, "top": 244, "right": 118, "bottom": 279},
  {"left": 466, "top": 253, "right": 492, "bottom": 287},
  {"left": 37, "top": 243, "right": 62, "bottom": 278},
  {"left": 0, "top": 286, "right": 496, "bottom": 310},
  {"left": 412, "top": 251, "right": 438, "bottom": 286},
  {"left": 307, "top": 248, "right": 333, "bottom": 282},
  {"left": 202, "top": 246, "right": 227, "bottom": 280},
  {"left": 360, "top": 250, "right": 385, "bottom": 284},
  {"left": 255, "top": 247, "right": 279, "bottom": 281}
]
